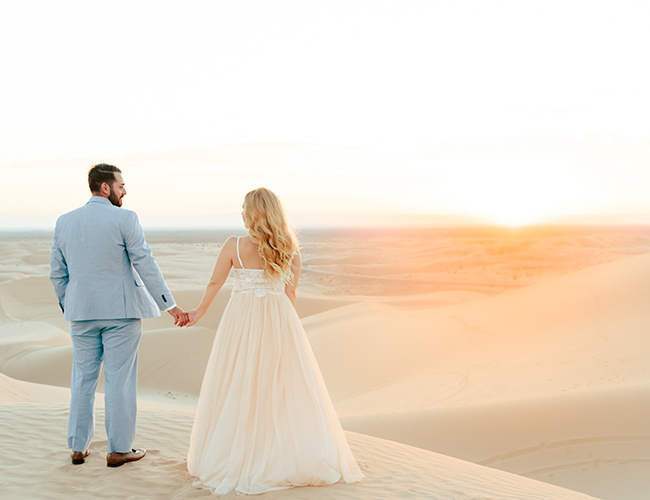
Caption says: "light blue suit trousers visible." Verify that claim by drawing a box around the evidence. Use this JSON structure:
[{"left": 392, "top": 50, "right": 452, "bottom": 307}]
[{"left": 68, "top": 319, "right": 142, "bottom": 454}]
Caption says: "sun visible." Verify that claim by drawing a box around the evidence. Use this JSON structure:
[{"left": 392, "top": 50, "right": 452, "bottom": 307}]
[
  {"left": 468, "top": 187, "right": 558, "bottom": 227},
  {"left": 452, "top": 156, "right": 576, "bottom": 227}
]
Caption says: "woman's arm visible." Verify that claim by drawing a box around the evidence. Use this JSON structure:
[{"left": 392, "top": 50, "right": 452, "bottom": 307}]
[
  {"left": 285, "top": 250, "right": 302, "bottom": 309},
  {"left": 186, "top": 237, "right": 236, "bottom": 326}
]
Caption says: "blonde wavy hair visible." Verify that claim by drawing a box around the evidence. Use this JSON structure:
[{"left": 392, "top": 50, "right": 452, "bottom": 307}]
[{"left": 243, "top": 187, "right": 298, "bottom": 282}]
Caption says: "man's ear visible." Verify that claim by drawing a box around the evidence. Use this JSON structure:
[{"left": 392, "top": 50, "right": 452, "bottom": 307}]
[{"left": 100, "top": 182, "right": 111, "bottom": 196}]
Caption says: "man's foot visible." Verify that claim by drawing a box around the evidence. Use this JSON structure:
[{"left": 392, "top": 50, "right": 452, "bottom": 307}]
[
  {"left": 71, "top": 449, "right": 90, "bottom": 465},
  {"left": 106, "top": 448, "right": 146, "bottom": 468}
]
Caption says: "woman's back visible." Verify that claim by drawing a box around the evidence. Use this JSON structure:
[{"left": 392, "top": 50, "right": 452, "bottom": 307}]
[
  {"left": 232, "top": 237, "right": 286, "bottom": 297},
  {"left": 234, "top": 235, "right": 265, "bottom": 270}
]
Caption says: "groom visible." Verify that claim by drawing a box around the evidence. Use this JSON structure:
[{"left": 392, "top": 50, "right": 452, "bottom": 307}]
[{"left": 50, "top": 164, "right": 188, "bottom": 467}]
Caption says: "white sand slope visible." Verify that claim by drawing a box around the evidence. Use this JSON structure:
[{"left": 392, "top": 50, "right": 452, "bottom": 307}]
[{"left": 0, "top": 401, "right": 602, "bottom": 500}]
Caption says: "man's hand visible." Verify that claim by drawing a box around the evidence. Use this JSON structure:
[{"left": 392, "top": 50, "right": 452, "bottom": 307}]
[{"left": 167, "top": 306, "right": 189, "bottom": 327}]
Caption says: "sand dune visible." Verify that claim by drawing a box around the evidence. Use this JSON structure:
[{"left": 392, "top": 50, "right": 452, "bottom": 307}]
[
  {"left": 342, "top": 383, "right": 650, "bottom": 500},
  {"left": 311, "top": 253, "right": 650, "bottom": 408},
  {"left": 0, "top": 371, "right": 69, "bottom": 404},
  {"left": 1, "top": 229, "right": 649, "bottom": 499}
]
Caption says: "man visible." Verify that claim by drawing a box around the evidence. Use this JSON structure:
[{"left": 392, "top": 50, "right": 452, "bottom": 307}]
[{"left": 50, "top": 164, "right": 188, "bottom": 467}]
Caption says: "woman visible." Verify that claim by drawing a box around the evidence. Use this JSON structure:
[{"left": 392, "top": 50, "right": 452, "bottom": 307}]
[{"left": 186, "top": 188, "right": 364, "bottom": 495}]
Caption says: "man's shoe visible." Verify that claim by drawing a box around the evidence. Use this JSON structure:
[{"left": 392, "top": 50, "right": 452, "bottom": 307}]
[
  {"left": 71, "top": 450, "right": 89, "bottom": 465},
  {"left": 106, "top": 448, "right": 146, "bottom": 468}
]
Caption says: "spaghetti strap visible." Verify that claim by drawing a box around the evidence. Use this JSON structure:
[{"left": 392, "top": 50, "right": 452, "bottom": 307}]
[{"left": 236, "top": 237, "right": 245, "bottom": 269}]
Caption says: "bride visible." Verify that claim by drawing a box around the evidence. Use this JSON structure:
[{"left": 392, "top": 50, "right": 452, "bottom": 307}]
[{"left": 185, "top": 187, "right": 364, "bottom": 495}]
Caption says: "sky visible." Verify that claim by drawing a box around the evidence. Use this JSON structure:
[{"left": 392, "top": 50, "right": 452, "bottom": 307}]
[{"left": 1, "top": 1, "right": 650, "bottom": 229}]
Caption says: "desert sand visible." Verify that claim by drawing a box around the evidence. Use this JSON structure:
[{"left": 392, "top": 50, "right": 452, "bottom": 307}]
[{"left": 1, "top": 226, "right": 649, "bottom": 499}]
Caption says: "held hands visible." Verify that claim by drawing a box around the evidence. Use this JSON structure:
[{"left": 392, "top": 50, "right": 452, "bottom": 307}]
[
  {"left": 167, "top": 306, "right": 190, "bottom": 327},
  {"left": 167, "top": 306, "right": 203, "bottom": 327},
  {"left": 185, "top": 309, "right": 202, "bottom": 327}
]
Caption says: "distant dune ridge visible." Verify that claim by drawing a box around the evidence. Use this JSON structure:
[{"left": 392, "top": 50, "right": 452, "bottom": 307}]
[{"left": 1, "top": 227, "right": 649, "bottom": 499}]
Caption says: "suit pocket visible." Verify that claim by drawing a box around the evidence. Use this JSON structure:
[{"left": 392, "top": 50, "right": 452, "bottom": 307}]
[{"left": 133, "top": 271, "right": 145, "bottom": 287}]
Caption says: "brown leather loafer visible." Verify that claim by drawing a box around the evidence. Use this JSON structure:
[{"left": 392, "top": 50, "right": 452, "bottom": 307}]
[
  {"left": 71, "top": 449, "right": 89, "bottom": 465},
  {"left": 106, "top": 448, "right": 146, "bottom": 468}
]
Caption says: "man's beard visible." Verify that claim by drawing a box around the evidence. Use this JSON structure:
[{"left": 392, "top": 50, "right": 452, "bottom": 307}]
[{"left": 108, "top": 186, "right": 123, "bottom": 207}]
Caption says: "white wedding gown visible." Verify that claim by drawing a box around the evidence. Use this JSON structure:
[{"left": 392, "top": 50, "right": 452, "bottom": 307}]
[{"left": 187, "top": 240, "right": 364, "bottom": 495}]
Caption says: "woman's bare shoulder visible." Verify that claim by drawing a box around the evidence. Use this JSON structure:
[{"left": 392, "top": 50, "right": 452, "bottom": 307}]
[{"left": 220, "top": 236, "right": 239, "bottom": 254}]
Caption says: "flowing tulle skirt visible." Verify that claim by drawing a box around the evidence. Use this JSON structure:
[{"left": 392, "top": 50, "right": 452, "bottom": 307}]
[{"left": 187, "top": 291, "right": 364, "bottom": 495}]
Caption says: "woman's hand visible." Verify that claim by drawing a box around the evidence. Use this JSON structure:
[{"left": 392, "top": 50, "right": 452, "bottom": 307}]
[
  {"left": 167, "top": 306, "right": 190, "bottom": 327},
  {"left": 185, "top": 309, "right": 203, "bottom": 327}
]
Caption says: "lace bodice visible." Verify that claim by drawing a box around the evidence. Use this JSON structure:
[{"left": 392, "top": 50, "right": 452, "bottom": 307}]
[{"left": 232, "top": 268, "right": 285, "bottom": 297}]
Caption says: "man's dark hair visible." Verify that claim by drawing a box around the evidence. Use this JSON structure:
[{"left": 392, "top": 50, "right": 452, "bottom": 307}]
[{"left": 88, "top": 164, "right": 122, "bottom": 193}]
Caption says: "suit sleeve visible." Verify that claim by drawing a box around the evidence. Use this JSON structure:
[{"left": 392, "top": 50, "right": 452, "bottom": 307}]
[
  {"left": 123, "top": 211, "right": 176, "bottom": 311},
  {"left": 49, "top": 230, "right": 68, "bottom": 313}
]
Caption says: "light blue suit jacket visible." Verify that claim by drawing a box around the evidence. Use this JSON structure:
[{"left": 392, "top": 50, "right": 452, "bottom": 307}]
[{"left": 50, "top": 196, "right": 175, "bottom": 321}]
